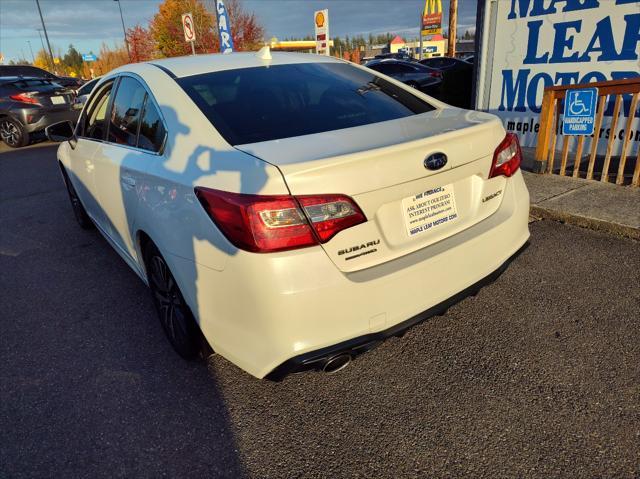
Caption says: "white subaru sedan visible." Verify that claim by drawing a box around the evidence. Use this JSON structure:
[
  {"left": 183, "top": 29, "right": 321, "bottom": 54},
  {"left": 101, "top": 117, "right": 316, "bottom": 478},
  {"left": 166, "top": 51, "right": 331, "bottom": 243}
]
[{"left": 47, "top": 50, "right": 529, "bottom": 379}]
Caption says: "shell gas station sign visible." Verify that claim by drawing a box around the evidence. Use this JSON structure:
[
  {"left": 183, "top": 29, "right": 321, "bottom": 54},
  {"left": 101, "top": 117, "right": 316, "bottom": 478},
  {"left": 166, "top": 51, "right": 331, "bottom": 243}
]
[{"left": 314, "top": 9, "right": 330, "bottom": 56}]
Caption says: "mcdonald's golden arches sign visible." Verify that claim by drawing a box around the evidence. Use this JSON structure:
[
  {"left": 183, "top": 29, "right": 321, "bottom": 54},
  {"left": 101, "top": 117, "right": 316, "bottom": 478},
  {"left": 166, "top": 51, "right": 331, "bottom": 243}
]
[{"left": 421, "top": 0, "right": 442, "bottom": 35}]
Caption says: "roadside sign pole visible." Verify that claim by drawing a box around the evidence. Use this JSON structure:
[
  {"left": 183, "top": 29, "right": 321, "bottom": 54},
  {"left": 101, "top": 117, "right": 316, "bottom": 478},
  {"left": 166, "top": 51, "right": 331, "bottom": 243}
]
[{"left": 182, "top": 13, "right": 197, "bottom": 55}]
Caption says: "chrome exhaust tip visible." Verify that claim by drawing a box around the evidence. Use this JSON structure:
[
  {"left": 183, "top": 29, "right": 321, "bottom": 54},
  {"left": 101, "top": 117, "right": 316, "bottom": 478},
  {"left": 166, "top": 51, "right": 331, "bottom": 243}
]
[{"left": 321, "top": 353, "right": 352, "bottom": 374}]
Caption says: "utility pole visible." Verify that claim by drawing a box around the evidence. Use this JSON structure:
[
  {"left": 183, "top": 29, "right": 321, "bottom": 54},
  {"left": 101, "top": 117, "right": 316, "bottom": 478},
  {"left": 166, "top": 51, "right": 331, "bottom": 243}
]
[
  {"left": 114, "top": 0, "right": 131, "bottom": 62},
  {"left": 27, "top": 40, "right": 35, "bottom": 63},
  {"left": 35, "top": 0, "right": 55, "bottom": 70},
  {"left": 447, "top": 0, "right": 458, "bottom": 57}
]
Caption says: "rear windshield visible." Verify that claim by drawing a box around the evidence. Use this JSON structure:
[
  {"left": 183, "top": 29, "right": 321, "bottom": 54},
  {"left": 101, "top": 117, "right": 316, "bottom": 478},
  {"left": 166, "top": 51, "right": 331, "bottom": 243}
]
[
  {"left": 177, "top": 62, "right": 436, "bottom": 145},
  {"left": 0, "top": 66, "right": 49, "bottom": 77},
  {"left": 7, "top": 79, "right": 58, "bottom": 92}
]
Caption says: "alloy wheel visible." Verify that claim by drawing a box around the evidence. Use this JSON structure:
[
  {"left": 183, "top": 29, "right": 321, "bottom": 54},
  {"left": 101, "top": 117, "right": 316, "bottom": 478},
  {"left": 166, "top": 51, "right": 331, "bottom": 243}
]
[
  {"left": 0, "top": 120, "right": 20, "bottom": 146},
  {"left": 148, "top": 254, "right": 192, "bottom": 350}
]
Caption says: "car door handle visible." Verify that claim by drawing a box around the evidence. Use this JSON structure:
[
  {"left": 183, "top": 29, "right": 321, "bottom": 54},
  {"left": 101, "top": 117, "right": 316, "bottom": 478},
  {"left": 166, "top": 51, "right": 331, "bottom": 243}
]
[{"left": 121, "top": 175, "right": 136, "bottom": 187}]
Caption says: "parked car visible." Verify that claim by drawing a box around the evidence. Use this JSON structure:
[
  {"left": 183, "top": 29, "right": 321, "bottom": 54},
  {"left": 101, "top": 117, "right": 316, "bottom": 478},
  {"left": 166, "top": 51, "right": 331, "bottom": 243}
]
[
  {"left": 374, "top": 52, "right": 415, "bottom": 62},
  {"left": 47, "top": 51, "right": 529, "bottom": 379},
  {"left": 438, "top": 59, "right": 475, "bottom": 109},
  {"left": 73, "top": 76, "right": 102, "bottom": 109},
  {"left": 0, "top": 76, "right": 78, "bottom": 147},
  {"left": 0, "top": 65, "right": 84, "bottom": 90},
  {"left": 364, "top": 59, "right": 442, "bottom": 96},
  {"left": 419, "top": 56, "right": 473, "bottom": 71}
]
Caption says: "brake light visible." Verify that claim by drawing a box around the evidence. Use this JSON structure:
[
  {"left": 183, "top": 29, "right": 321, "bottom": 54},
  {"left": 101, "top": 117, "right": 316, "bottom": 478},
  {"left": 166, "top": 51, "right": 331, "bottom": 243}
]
[
  {"left": 429, "top": 71, "right": 442, "bottom": 78},
  {"left": 489, "top": 133, "right": 522, "bottom": 178},
  {"left": 194, "top": 188, "right": 366, "bottom": 253},
  {"left": 9, "top": 93, "right": 40, "bottom": 105}
]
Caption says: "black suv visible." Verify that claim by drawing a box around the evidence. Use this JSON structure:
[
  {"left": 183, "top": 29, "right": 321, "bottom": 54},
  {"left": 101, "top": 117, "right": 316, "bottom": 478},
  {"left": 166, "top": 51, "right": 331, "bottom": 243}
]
[
  {"left": 0, "top": 76, "right": 79, "bottom": 148},
  {"left": 0, "top": 65, "right": 83, "bottom": 90}
]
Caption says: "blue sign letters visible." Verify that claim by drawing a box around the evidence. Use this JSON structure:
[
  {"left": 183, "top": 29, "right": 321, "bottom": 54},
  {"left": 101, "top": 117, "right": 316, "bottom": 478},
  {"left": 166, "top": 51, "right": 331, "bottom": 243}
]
[{"left": 215, "top": 0, "right": 234, "bottom": 54}]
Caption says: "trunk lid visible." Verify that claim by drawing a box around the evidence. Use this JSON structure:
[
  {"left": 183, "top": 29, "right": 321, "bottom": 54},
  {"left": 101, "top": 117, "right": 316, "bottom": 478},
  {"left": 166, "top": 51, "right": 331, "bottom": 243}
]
[
  {"left": 236, "top": 108, "right": 508, "bottom": 272},
  {"left": 11, "top": 79, "right": 74, "bottom": 109}
]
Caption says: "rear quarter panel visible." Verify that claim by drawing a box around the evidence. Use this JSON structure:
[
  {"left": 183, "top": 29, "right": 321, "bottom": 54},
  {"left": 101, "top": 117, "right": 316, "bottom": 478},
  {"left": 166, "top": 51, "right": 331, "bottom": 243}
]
[{"left": 126, "top": 65, "right": 291, "bottom": 316}]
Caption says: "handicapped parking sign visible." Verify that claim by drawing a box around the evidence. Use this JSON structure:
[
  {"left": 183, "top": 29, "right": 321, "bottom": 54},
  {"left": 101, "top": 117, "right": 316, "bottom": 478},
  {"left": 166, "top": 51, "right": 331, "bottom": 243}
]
[{"left": 563, "top": 88, "right": 598, "bottom": 136}]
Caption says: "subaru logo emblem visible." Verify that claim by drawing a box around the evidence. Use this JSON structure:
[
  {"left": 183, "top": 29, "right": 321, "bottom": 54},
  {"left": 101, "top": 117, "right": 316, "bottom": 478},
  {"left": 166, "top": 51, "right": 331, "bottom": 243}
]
[{"left": 424, "top": 152, "right": 448, "bottom": 171}]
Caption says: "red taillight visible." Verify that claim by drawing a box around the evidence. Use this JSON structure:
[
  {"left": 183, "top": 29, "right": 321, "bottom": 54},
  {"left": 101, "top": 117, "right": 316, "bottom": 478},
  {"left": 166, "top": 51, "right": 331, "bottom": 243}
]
[
  {"left": 489, "top": 133, "right": 522, "bottom": 178},
  {"left": 194, "top": 188, "right": 366, "bottom": 253},
  {"left": 10, "top": 93, "right": 40, "bottom": 105},
  {"left": 429, "top": 71, "right": 442, "bottom": 78}
]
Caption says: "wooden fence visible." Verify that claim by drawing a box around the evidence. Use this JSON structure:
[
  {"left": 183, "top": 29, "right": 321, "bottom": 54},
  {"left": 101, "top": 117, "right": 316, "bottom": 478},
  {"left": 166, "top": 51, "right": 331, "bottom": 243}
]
[{"left": 534, "top": 78, "right": 640, "bottom": 186}]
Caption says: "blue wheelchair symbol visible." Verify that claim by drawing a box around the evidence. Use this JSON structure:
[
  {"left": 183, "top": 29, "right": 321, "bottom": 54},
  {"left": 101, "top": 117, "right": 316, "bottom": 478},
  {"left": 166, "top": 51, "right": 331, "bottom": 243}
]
[{"left": 567, "top": 90, "right": 595, "bottom": 117}]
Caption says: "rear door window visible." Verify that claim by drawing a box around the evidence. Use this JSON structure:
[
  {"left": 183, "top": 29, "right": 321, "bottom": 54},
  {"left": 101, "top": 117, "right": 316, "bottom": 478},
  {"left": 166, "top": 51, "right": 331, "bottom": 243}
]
[
  {"left": 178, "top": 62, "right": 435, "bottom": 145},
  {"left": 137, "top": 97, "right": 166, "bottom": 152},
  {"left": 81, "top": 80, "right": 115, "bottom": 141},
  {"left": 108, "top": 76, "right": 147, "bottom": 147}
]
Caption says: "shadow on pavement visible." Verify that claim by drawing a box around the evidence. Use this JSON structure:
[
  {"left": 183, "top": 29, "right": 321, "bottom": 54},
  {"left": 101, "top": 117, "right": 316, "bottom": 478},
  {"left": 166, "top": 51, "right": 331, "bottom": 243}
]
[{"left": 0, "top": 143, "right": 248, "bottom": 478}]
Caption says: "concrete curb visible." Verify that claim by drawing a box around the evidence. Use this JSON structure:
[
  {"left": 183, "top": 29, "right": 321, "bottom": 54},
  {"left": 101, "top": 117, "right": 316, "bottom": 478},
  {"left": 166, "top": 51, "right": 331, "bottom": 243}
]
[{"left": 529, "top": 204, "right": 640, "bottom": 240}]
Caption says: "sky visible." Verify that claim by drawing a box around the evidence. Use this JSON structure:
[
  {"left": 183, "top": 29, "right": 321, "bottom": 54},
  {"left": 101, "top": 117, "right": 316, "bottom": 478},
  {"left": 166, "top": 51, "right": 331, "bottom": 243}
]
[{"left": 0, "top": 0, "right": 478, "bottom": 63}]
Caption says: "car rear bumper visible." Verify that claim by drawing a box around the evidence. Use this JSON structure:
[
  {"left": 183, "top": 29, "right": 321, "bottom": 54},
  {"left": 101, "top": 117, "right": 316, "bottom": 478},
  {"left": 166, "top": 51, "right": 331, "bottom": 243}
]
[
  {"left": 170, "top": 170, "right": 531, "bottom": 379},
  {"left": 266, "top": 239, "right": 528, "bottom": 380},
  {"left": 13, "top": 107, "right": 79, "bottom": 134}
]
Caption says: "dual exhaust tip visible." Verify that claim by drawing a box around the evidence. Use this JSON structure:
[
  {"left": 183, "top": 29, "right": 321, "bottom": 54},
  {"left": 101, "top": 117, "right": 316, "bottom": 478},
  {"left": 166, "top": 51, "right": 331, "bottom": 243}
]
[{"left": 321, "top": 353, "right": 352, "bottom": 374}]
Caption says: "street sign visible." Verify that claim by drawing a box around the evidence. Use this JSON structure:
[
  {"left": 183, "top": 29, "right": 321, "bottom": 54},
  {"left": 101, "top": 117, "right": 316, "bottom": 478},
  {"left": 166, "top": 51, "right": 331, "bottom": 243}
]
[
  {"left": 215, "top": 0, "right": 234, "bottom": 54},
  {"left": 563, "top": 88, "right": 598, "bottom": 136},
  {"left": 182, "top": 12, "right": 196, "bottom": 43},
  {"left": 314, "top": 9, "right": 329, "bottom": 56},
  {"left": 82, "top": 53, "right": 96, "bottom": 62},
  {"left": 421, "top": 0, "right": 443, "bottom": 35}
]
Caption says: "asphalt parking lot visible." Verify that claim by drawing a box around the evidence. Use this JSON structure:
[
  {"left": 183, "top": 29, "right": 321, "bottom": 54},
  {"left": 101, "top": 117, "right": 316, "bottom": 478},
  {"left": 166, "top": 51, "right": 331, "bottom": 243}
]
[{"left": 1, "top": 142, "right": 639, "bottom": 478}]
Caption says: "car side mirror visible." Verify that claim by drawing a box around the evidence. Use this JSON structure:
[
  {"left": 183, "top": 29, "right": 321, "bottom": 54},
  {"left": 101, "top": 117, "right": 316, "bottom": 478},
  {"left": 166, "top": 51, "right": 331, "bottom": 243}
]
[{"left": 46, "top": 120, "right": 75, "bottom": 142}]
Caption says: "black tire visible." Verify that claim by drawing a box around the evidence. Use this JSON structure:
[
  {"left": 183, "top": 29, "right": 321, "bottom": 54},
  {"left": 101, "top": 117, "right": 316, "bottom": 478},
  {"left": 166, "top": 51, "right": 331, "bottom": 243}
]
[
  {"left": 144, "top": 242, "right": 209, "bottom": 360},
  {"left": 0, "top": 117, "right": 29, "bottom": 148},
  {"left": 60, "top": 166, "right": 94, "bottom": 230}
]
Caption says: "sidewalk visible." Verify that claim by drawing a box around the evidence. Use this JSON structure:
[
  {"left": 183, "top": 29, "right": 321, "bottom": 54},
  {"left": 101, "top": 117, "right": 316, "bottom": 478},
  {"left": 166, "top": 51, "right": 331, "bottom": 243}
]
[{"left": 520, "top": 148, "right": 640, "bottom": 240}]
